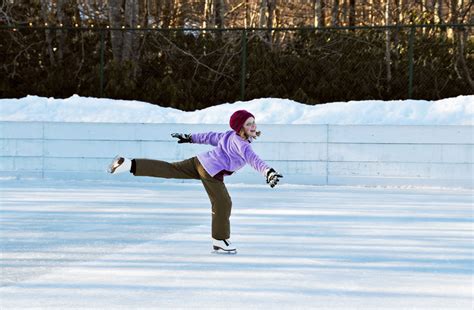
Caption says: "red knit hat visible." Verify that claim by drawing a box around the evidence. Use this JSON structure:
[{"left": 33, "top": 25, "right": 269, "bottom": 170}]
[{"left": 229, "top": 110, "right": 255, "bottom": 132}]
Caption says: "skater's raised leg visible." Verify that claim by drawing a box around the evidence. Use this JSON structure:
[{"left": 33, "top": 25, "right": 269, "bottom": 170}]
[{"left": 132, "top": 157, "right": 201, "bottom": 179}]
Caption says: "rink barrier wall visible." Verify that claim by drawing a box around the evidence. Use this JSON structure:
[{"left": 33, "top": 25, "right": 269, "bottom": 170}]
[{"left": 0, "top": 121, "right": 472, "bottom": 188}]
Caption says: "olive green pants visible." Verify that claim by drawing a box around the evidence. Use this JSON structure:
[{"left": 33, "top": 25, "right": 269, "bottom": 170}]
[{"left": 133, "top": 157, "right": 232, "bottom": 240}]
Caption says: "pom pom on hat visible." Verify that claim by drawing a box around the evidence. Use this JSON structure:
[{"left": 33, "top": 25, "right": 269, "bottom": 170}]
[{"left": 229, "top": 110, "right": 255, "bottom": 132}]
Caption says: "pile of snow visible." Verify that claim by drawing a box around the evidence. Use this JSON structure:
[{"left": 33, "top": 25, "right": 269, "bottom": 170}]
[{"left": 0, "top": 94, "right": 472, "bottom": 125}]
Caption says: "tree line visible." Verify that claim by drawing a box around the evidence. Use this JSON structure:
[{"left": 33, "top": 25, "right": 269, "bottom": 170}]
[
  {"left": 0, "top": 1, "right": 472, "bottom": 109},
  {"left": 3, "top": 1, "right": 471, "bottom": 29}
]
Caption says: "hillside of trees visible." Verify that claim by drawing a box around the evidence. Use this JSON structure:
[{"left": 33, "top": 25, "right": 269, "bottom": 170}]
[{"left": 1, "top": 1, "right": 472, "bottom": 109}]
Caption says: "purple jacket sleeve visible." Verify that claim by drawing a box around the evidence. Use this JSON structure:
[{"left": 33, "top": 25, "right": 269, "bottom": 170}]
[
  {"left": 241, "top": 144, "right": 270, "bottom": 176},
  {"left": 191, "top": 132, "right": 226, "bottom": 146}
]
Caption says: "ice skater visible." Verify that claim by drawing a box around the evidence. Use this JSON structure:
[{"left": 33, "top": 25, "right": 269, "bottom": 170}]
[{"left": 107, "top": 110, "right": 282, "bottom": 253}]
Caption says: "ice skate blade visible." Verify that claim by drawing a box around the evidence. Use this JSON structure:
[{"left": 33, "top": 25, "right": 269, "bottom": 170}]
[{"left": 212, "top": 248, "right": 237, "bottom": 255}]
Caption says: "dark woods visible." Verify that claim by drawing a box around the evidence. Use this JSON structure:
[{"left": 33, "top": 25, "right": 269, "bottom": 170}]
[{"left": 1, "top": 1, "right": 472, "bottom": 109}]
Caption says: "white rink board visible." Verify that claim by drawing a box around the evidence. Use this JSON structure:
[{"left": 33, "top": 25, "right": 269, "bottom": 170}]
[
  {"left": 328, "top": 143, "right": 472, "bottom": 163},
  {"left": 0, "top": 121, "right": 472, "bottom": 188},
  {"left": 329, "top": 125, "right": 473, "bottom": 144}
]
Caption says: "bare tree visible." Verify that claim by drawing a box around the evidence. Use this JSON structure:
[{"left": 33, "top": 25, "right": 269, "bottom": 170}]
[
  {"left": 122, "top": 0, "right": 139, "bottom": 62},
  {"left": 366, "top": 0, "right": 373, "bottom": 25},
  {"left": 215, "top": 0, "right": 225, "bottom": 28},
  {"left": 148, "top": 0, "right": 162, "bottom": 26},
  {"left": 385, "top": 0, "right": 392, "bottom": 86},
  {"left": 138, "top": 0, "right": 148, "bottom": 27},
  {"left": 457, "top": 28, "right": 474, "bottom": 89},
  {"left": 349, "top": 0, "right": 356, "bottom": 26},
  {"left": 41, "top": 0, "right": 56, "bottom": 66},
  {"left": 108, "top": 0, "right": 123, "bottom": 62},
  {"left": 450, "top": 0, "right": 474, "bottom": 89},
  {"left": 341, "top": 0, "right": 347, "bottom": 25},
  {"left": 244, "top": 0, "right": 250, "bottom": 27},
  {"left": 259, "top": 0, "right": 268, "bottom": 28},
  {"left": 435, "top": 0, "right": 444, "bottom": 23},
  {"left": 162, "top": 0, "right": 174, "bottom": 28},
  {"left": 0, "top": 0, "right": 13, "bottom": 25},
  {"left": 56, "top": 0, "right": 65, "bottom": 63},
  {"left": 451, "top": 0, "right": 467, "bottom": 24},
  {"left": 426, "top": 0, "right": 435, "bottom": 24},
  {"left": 203, "top": 0, "right": 210, "bottom": 28},
  {"left": 332, "top": 0, "right": 340, "bottom": 26},
  {"left": 313, "top": 0, "right": 326, "bottom": 27},
  {"left": 393, "top": 0, "right": 400, "bottom": 24},
  {"left": 267, "top": 0, "right": 276, "bottom": 29}
]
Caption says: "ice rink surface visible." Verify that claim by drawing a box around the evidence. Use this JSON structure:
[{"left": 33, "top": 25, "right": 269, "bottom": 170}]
[{"left": 1, "top": 179, "right": 472, "bottom": 309}]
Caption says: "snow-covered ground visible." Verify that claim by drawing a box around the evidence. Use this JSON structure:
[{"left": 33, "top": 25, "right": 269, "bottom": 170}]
[
  {"left": 1, "top": 179, "right": 472, "bottom": 309},
  {"left": 1, "top": 94, "right": 473, "bottom": 125}
]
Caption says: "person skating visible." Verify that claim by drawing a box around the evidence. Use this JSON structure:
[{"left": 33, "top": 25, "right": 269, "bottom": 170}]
[{"left": 107, "top": 110, "right": 283, "bottom": 253}]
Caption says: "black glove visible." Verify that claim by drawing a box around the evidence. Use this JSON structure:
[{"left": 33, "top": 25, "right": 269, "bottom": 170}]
[
  {"left": 171, "top": 133, "right": 192, "bottom": 144},
  {"left": 266, "top": 168, "right": 283, "bottom": 188}
]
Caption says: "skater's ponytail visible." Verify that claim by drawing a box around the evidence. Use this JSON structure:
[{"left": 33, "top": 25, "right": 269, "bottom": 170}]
[{"left": 238, "top": 128, "right": 261, "bottom": 142}]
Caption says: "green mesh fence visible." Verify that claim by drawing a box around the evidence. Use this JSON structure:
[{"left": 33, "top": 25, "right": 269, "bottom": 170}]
[{"left": 0, "top": 24, "right": 472, "bottom": 109}]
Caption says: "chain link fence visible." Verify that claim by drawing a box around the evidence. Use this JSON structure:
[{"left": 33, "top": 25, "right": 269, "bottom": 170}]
[{"left": 1, "top": 24, "right": 472, "bottom": 109}]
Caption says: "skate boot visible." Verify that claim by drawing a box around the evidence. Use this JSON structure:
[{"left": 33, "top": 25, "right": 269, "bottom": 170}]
[
  {"left": 107, "top": 156, "right": 132, "bottom": 174},
  {"left": 212, "top": 238, "right": 237, "bottom": 254}
]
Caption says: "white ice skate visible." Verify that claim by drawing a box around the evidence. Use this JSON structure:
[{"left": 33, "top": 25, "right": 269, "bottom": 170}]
[
  {"left": 212, "top": 238, "right": 237, "bottom": 254},
  {"left": 107, "top": 156, "right": 131, "bottom": 174}
]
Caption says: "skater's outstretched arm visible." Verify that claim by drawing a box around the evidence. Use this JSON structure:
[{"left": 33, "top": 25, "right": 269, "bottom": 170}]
[
  {"left": 171, "top": 132, "right": 226, "bottom": 146},
  {"left": 191, "top": 131, "right": 227, "bottom": 146},
  {"left": 240, "top": 143, "right": 283, "bottom": 188}
]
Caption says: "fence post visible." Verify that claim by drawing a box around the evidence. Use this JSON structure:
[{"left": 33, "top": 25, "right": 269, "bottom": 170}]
[
  {"left": 240, "top": 29, "right": 247, "bottom": 101},
  {"left": 407, "top": 25, "right": 415, "bottom": 98},
  {"left": 100, "top": 29, "right": 105, "bottom": 98}
]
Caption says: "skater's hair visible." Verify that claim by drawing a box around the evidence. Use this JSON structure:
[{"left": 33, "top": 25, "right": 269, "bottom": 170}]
[{"left": 238, "top": 128, "right": 261, "bottom": 141}]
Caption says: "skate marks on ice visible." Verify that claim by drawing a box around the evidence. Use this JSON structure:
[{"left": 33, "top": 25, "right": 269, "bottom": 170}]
[
  {"left": 0, "top": 180, "right": 211, "bottom": 287},
  {"left": 0, "top": 180, "right": 472, "bottom": 309}
]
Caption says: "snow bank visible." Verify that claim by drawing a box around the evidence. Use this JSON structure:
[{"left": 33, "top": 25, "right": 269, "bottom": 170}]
[{"left": 1, "top": 94, "right": 473, "bottom": 125}]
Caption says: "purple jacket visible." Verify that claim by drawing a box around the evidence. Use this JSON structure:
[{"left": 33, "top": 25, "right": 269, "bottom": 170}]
[{"left": 191, "top": 130, "right": 270, "bottom": 178}]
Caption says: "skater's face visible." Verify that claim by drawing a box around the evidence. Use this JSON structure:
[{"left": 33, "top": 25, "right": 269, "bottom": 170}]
[{"left": 242, "top": 117, "right": 257, "bottom": 138}]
